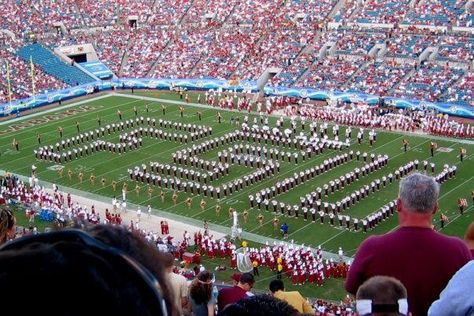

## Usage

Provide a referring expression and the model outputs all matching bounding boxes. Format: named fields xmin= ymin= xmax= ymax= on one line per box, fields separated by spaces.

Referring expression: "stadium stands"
xmin=0 ymin=0 xmax=472 ymax=107
xmin=352 ymin=0 xmax=412 ymax=24
xmin=0 ymin=34 xmax=66 ymax=103
xmin=295 ymin=57 xmax=364 ymax=91
xmin=17 ymin=44 xmax=96 ymax=86
xmin=444 ymin=71 xmax=474 ymax=106
xmin=392 ymin=62 xmax=464 ymax=102
xmin=346 ymin=61 xmax=414 ymax=96
xmin=403 ymin=0 xmax=472 ymax=27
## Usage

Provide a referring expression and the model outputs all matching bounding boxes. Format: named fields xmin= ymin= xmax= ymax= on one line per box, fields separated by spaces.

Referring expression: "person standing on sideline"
xmin=252 ymin=260 xmax=259 ymax=277
xmin=345 ymin=173 xmax=471 ymax=316
xmin=269 ymin=279 xmax=315 ymax=314
xmin=280 ymin=222 xmax=289 ymax=239
xmin=276 ymin=259 xmax=283 ymax=280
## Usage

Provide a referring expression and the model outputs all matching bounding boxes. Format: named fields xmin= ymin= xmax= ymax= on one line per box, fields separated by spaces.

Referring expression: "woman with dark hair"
xmin=0 ymin=207 xmax=16 ymax=244
xmin=189 ymin=270 xmax=216 ymax=316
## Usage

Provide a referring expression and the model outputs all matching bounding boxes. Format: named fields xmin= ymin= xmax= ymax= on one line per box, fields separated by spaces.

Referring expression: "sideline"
xmin=114 ymin=92 xmax=474 ymax=145
xmin=3 ymin=91 xmax=472 ymax=145
xmin=1 ymin=169 xmax=348 ymax=262
xmin=0 ymin=94 xmax=112 ymax=126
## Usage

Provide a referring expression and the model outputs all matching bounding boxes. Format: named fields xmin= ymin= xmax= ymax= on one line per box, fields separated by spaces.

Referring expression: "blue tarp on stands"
xmin=17 ymin=43 xmax=96 ymax=86
xmin=80 ymin=61 xmax=114 ymax=79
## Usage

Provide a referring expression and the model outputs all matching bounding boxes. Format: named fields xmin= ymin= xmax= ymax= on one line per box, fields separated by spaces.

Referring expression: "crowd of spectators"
xmin=233 ymin=26 xmax=315 ymax=81
xmin=0 ymin=34 xmax=66 ymax=103
xmin=278 ymin=0 xmax=337 ymax=27
xmin=150 ymin=25 xmax=217 ymax=79
xmin=351 ymin=0 xmax=412 ymax=24
xmin=122 ymin=27 xmax=171 ymax=78
xmin=295 ymin=57 xmax=363 ymax=91
xmin=386 ymin=32 xmax=433 ymax=58
xmin=271 ymin=52 xmax=315 ymax=87
xmin=437 ymin=35 xmax=474 ymax=62
xmin=147 ymin=0 xmax=193 ymax=25
xmin=346 ymin=60 xmax=414 ymax=96
xmin=182 ymin=0 xmax=236 ymax=25
xmin=0 ymin=0 xmax=473 ymax=108
xmin=444 ymin=71 xmax=474 ymax=106
xmin=392 ymin=62 xmax=465 ymax=102
xmin=403 ymin=0 xmax=472 ymax=27
xmin=191 ymin=26 xmax=259 ymax=80
xmin=334 ymin=30 xmax=387 ymax=55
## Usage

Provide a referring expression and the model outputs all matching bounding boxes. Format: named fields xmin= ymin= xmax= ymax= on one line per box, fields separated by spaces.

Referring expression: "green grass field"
xmin=1 ymin=90 xmax=473 ymax=301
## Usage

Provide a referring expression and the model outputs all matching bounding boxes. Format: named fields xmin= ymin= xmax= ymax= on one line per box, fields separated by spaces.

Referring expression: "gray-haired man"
xmin=346 ymin=173 xmax=471 ymax=316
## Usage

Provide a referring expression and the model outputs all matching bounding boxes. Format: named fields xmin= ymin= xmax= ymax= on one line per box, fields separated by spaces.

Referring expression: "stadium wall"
xmin=0 ymin=78 xmax=473 ymax=119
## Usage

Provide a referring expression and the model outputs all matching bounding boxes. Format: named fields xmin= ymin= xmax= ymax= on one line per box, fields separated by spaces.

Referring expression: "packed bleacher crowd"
xmin=0 ymin=34 xmax=67 ymax=103
xmin=0 ymin=0 xmax=473 ymax=108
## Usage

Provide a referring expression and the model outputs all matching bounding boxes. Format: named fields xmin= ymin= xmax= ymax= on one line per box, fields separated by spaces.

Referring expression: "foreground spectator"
xmin=217 ymin=294 xmax=299 ymax=316
xmin=356 ymin=276 xmax=408 ymax=316
xmin=217 ymin=272 xmax=255 ymax=311
xmin=464 ymin=221 xmax=474 ymax=258
xmin=0 ymin=207 xmax=16 ymax=244
xmin=85 ymin=224 xmax=178 ymax=316
xmin=345 ymin=173 xmax=471 ymax=316
xmin=189 ymin=270 xmax=217 ymax=316
xmin=163 ymin=252 xmax=190 ymax=314
xmin=428 ymin=261 xmax=474 ymax=316
xmin=0 ymin=229 xmax=168 ymax=316
xmin=269 ymin=279 xmax=315 ymax=314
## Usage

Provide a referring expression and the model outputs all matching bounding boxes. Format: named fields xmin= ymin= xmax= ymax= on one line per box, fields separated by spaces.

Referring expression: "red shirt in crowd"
xmin=217 ymin=286 xmax=248 ymax=311
xmin=345 ymin=226 xmax=471 ymax=316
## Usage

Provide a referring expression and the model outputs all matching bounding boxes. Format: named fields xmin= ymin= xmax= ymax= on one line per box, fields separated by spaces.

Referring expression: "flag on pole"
xmin=6 ymin=61 xmax=12 ymax=105
xmin=30 ymin=56 xmax=36 ymax=97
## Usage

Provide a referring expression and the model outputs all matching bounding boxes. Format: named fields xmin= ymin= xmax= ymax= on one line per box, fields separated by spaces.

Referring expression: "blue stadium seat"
xmin=17 ymin=43 xmax=96 ymax=86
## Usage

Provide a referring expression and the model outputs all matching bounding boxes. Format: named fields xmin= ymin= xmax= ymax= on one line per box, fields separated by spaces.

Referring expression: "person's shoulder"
xmin=218 ymin=286 xmax=231 ymax=294
xmin=438 ymin=233 xmax=471 ymax=251
xmin=287 ymin=290 xmax=304 ymax=299
xmin=170 ymin=272 xmax=187 ymax=283
xmin=359 ymin=233 xmax=386 ymax=247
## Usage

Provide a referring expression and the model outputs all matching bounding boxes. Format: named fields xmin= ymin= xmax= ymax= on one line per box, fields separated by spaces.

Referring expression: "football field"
xmin=1 ymin=90 xmax=473 ymax=258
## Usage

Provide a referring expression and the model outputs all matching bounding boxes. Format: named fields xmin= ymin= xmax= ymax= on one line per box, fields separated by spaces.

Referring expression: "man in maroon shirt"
xmin=345 ymin=173 xmax=471 ymax=316
xmin=217 ymin=272 xmax=255 ymax=311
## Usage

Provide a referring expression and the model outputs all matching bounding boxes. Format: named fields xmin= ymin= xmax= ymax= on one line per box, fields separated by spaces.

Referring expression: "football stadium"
xmin=0 ymin=1 xmax=473 ymax=315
